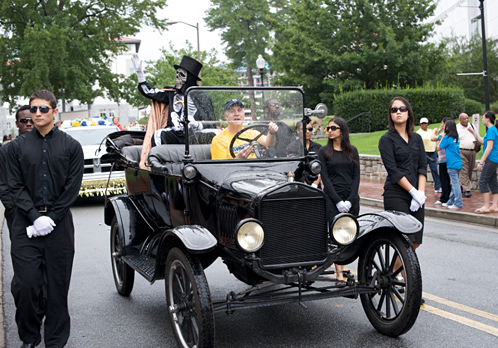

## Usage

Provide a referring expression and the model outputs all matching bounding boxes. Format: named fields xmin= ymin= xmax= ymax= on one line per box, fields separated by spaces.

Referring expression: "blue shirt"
xmin=439 ymin=135 xmax=462 ymax=170
xmin=483 ymin=126 xmax=498 ymax=163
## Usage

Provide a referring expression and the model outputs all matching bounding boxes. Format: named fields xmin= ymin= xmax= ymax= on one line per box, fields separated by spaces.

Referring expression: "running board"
xmin=123 ymin=255 xmax=156 ymax=282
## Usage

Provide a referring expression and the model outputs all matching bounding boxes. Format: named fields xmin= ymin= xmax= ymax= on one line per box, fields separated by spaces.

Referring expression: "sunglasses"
xmin=326 ymin=125 xmax=340 ymax=131
xmin=29 ymin=106 xmax=53 ymax=114
xmin=18 ymin=118 xmax=34 ymax=124
xmin=305 ymin=127 xmax=314 ymax=132
xmin=389 ymin=106 xmax=408 ymax=113
xmin=269 ymin=103 xmax=280 ymax=107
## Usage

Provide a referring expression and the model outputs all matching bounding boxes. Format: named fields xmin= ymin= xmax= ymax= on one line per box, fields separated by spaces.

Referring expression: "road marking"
xmin=422 ymin=304 xmax=498 ymax=337
xmin=423 ymin=292 xmax=498 ymax=323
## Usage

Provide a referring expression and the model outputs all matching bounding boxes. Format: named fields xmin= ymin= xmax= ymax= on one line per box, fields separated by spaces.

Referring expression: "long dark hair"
xmin=323 ymin=117 xmax=358 ymax=164
xmin=483 ymin=111 xmax=496 ymax=131
xmin=387 ymin=96 xmax=415 ymax=136
xmin=444 ymin=120 xmax=459 ymax=142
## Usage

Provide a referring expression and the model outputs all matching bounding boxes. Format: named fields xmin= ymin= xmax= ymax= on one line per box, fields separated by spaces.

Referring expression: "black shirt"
xmin=0 ymin=142 xmax=13 ymax=208
xmin=286 ymin=139 xmax=322 ymax=157
xmin=378 ymin=130 xmax=427 ymax=191
xmin=6 ymin=126 xmax=84 ymax=224
xmin=318 ymin=147 xmax=360 ymax=204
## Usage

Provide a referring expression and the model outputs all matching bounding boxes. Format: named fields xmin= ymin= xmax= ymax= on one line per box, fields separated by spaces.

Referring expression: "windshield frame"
xmin=184 ymin=86 xmax=308 ymax=164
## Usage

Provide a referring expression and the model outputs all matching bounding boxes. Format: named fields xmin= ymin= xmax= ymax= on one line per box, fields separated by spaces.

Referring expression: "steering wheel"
xmin=229 ymin=124 xmax=272 ymax=159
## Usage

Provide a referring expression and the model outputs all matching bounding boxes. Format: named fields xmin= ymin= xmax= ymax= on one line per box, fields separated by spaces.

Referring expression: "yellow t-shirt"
xmin=416 ymin=128 xmax=436 ymax=152
xmin=211 ymin=128 xmax=262 ymax=159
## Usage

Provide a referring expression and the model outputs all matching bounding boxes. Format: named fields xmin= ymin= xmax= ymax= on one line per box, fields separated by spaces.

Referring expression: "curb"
xmin=360 ymin=197 xmax=498 ymax=228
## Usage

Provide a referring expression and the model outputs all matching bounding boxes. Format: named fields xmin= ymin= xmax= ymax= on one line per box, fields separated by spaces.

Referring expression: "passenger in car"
xmin=211 ymin=99 xmax=279 ymax=159
xmin=262 ymin=99 xmax=294 ymax=157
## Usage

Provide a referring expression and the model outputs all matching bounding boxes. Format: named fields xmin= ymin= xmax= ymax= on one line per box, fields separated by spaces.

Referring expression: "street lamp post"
xmin=479 ymin=0 xmax=490 ymax=111
xmin=256 ymin=54 xmax=266 ymax=87
xmin=166 ymin=21 xmax=201 ymax=83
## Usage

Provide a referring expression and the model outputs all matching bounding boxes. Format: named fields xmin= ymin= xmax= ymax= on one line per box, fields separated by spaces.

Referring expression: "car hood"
xmin=219 ymin=170 xmax=288 ymax=201
xmin=82 ymin=145 xmax=104 ymax=159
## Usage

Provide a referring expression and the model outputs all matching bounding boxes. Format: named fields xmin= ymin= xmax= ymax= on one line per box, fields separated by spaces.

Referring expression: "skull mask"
xmin=175 ymin=68 xmax=187 ymax=90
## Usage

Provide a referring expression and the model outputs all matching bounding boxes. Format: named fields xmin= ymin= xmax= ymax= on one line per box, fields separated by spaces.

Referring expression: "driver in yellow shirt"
xmin=211 ymin=99 xmax=279 ymax=159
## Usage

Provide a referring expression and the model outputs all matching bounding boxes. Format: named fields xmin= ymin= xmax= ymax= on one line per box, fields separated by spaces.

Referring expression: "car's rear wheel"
xmin=165 ymin=247 xmax=214 ymax=348
xmin=110 ymin=216 xmax=134 ymax=296
xmin=358 ymin=231 xmax=421 ymax=337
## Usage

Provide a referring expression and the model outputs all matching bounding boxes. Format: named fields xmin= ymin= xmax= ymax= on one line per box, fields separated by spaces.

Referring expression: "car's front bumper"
xmin=79 ymin=171 xmax=126 ymax=197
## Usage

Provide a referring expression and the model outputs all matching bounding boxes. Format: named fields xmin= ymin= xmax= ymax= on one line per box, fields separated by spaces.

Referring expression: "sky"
xmin=135 ymin=0 xmax=227 ymax=64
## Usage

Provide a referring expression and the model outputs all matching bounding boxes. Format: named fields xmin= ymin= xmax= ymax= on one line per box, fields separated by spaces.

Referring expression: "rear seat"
xmin=120 ymin=145 xmax=143 ymax=167
xmin=148 ymin=144 xmax=211 ymax=174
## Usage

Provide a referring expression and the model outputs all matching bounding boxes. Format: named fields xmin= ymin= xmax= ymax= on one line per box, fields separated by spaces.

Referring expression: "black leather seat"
xmin=148 ymin=144 xmax=211 ymax=174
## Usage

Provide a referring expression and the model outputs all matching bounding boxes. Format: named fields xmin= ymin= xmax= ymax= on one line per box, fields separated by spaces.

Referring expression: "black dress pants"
xmin=10 ymin=210 xmax=75 ymax=347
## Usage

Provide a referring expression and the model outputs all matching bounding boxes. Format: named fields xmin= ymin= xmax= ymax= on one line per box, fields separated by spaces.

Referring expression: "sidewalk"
xmin=359 ymin=178 xmax=498 ymax=227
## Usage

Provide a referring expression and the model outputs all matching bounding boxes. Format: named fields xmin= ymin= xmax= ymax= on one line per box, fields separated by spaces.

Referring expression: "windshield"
xmin=185 ymin=87 xmax=306 ymax=160
xmin=65 ymin=127 xmax=119 ymax=146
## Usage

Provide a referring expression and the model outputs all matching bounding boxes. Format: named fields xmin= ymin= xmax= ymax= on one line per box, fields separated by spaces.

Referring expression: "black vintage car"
xmin=104 ymin=87 xmax=423 ymax=347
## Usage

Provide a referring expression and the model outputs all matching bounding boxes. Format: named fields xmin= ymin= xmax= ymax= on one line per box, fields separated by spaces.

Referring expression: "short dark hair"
xmin=29 ymin=90 xmax=57 ymax=109
xmin=15 ymin=105 xmax=30 ymax=121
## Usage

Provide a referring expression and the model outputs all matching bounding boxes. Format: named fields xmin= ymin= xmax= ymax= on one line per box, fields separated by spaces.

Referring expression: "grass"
xmin=315 ymin=121 xmax=488 ymax=158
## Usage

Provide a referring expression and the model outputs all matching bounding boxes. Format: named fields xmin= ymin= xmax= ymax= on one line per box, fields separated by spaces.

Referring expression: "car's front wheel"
xmin=358 ymin=231 xmax=422 ymax=337
xmin=165 ymin=247 xmax=214 ymax=348
xmin=110 ymin=216 xmax=135 ymax=296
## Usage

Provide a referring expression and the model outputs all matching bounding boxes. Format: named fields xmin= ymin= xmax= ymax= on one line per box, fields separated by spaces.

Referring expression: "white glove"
xmin=26 ymin=225 xmax=40 ymax=238
xmin=33 ymin=216 xmax=56 ymax=236
xmin=189 ymin=121 xmax=203 ymax=131
xmin=344 ymin=201 xmax=352 ymax=211
xmin=336 ymin=201 xmax=349 ymax=213
xmin=131 ymin=53 xmax=145 ymax=83
xmin=410 ymin=198 xmax=422 ymax=212
xmin=409 ymin=187 xmax=426 ymax=206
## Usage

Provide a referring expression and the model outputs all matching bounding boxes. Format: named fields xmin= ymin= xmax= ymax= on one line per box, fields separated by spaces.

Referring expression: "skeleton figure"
xmin=132 ymin=54 xmax=215 ymax=148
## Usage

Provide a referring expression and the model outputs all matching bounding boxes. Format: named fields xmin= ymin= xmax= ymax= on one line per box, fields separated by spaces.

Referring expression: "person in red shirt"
xmin=112 ymin=116 xmax=123 ymax=131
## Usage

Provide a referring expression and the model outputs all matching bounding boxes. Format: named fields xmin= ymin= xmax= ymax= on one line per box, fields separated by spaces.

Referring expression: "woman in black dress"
xmin=318 ymin=117 xmax=360 ymax=284
xmin=378 ymin=97 xmax=427 ymax=250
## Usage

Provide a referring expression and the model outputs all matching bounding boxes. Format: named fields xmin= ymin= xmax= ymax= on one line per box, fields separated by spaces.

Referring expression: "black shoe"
xmin=21 ymin=344 xmax=36 ymax=348
xmin=421 ymin=298 xmax=425 ymax=305
xmin=464 ymin=191 xmax=472 ymax=197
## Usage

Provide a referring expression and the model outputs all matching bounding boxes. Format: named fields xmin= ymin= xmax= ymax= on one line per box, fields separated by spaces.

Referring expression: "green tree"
xmin=205 ymin=0 xmax=273 ymax=86
xmin=0 ymin=0 xmax=167 ymax=109
xmin=123 ymin=42 xmax=239 ymax=108
xmin=272 ymin=0 xmax=445 ymax=107
xmin=437 ymin=35 xmax=498 ymax=105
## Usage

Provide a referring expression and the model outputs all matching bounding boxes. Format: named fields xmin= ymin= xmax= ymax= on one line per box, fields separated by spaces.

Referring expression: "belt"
xmin=460 ymin=148 xmax=474 ymax=151
xmin=37 ymin=206 xmax=50 ymax=213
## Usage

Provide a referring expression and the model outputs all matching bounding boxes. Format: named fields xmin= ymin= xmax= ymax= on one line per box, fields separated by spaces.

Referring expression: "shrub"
xmin=490 ymin=100 xmax=498 ymax=114
xmin=333 ymin=88 xmax=465 ymax=133
xmin=464 ymin=99 xmax=485 ymax=116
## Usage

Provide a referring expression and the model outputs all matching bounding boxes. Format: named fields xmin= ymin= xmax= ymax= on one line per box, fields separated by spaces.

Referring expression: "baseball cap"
xmin=419 ymin=117 xmax=429 ymax=124
xmin=225 ymin=99 xmax=244 ymax=111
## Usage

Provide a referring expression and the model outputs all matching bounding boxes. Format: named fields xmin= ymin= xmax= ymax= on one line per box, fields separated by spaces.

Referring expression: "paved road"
xmin=2 ymin=202 xmax=498 ymax=347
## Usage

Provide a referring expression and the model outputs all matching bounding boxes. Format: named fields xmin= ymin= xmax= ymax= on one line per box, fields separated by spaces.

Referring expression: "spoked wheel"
xmin=165 ymin=247 xmax=214 ymax=348
xmin=358 ymin=231 xmax=422 ymax=337
xmin=110 ymin=216 xmax=134 ymax=296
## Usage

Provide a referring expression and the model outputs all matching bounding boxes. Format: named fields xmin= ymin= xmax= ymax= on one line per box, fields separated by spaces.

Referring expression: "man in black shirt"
xmin=0 ymin=105 xmax=33 ymax=235
xmin=6 ymin=90 xmax=84 ymax=348
xmin=263 ymin=99 xmax=294 ymax=157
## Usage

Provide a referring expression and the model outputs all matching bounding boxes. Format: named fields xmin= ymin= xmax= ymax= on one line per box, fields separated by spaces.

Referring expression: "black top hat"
xmin=174 ymin=55 xmax=203 ymax=81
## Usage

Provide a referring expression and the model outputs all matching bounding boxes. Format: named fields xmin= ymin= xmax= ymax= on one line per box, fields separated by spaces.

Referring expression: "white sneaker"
xmin=448 ymin=205 xmax=460 ymax=209
xmin=434 ymin=200 xmax=442 ymax=206
xmin=442 ymin=203 xmax=449 ymax=207
xmin=434 ymin=188 xmax=442 ymax=193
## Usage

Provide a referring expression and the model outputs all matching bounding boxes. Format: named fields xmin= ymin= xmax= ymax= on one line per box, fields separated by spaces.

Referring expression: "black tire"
xmin=358 ymin=231 xmax=422 ymax=337
xmin=110 ymin=216 xmax=135 ymax=296
xmin=165 ymin=247 xmax=214 ymax=348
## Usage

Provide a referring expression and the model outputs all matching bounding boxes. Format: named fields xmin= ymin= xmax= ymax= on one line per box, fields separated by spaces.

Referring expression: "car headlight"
xmin=330 ymin=214 xmax=358 ymax=245
xmin=236 ymin=219 xmax=264 ymax=252
xmin=309 ymin=160 xmax=322 ymax=175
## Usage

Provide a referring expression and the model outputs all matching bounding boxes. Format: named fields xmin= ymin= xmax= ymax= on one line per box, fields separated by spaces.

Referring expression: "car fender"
xmin=105 ymin=195 xmax=154 ymax=254
xmin=161 ymin=225 xmax=217 ymax=254
xmin=357 ymin=210 xmax=422 ymax=238
xmin=332 ymin=210 xmax=422 ymax=265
